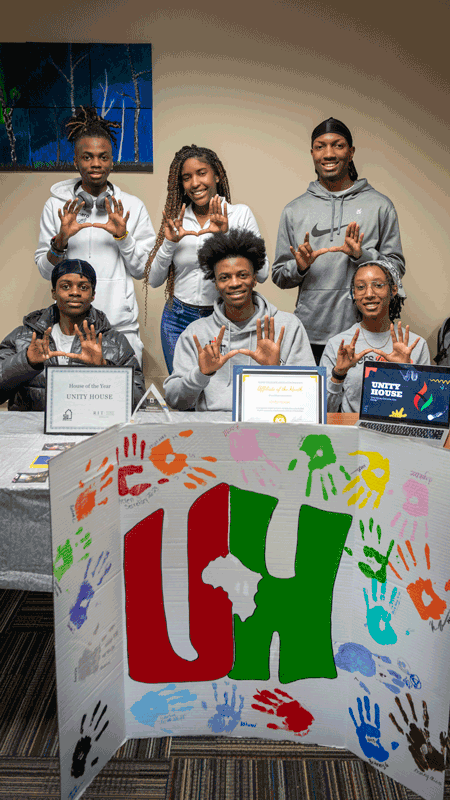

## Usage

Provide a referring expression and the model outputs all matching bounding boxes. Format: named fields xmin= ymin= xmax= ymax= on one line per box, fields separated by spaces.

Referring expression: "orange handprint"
xmin=389 ymin=541 xmax=449 ymax=622
xmin=75 ymin=457 xmax=113 ymax=521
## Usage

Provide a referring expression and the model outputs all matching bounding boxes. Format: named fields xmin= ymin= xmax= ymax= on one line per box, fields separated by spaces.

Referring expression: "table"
xmin=0 ymin=412 xmax=447 ymax=591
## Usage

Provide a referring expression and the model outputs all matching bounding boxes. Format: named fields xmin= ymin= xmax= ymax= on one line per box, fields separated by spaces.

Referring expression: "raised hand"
xmin=92 ymin=197 xmax=130 ymax=238
xmin=333 ymin=328 xmax=374 ymax=380
xmin=290 ymin=232 xmax=330 ymax=274
xmin=238 ymin=316 xmax=285 ymax=365
xmin=371 ymin=322 xmax=420 ymax=363
xmin=194 ymin=325 xmax=240 ymax=375
xmin=198 ymin=195 xmax=229 ymax=235
xmin=56 ymin=199 xmax=91 ymax=247
xmin=26 ymin=328 xmax=69 ymax=367
xmin=162 ymin=204 xmax=198 ymax=242
xmin=66 ymin=320 xmax=106 ymax=366
xmin=328 ymin=222 xmax=364 ymax=259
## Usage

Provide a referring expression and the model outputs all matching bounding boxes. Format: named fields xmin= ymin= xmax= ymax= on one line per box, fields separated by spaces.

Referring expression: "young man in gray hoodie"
xmin=164 ymin=230 xmax=315 ymax=411
xmin=272 ymin=118 xmax=405 ymax=364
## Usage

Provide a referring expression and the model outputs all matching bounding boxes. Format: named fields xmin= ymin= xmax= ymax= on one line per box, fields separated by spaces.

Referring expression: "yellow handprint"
xmin=343 ymin=451 xmax=390 ymax=509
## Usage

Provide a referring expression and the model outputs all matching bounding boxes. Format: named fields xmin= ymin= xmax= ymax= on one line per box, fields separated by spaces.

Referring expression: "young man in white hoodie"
xmin=35 ymin=108 xmax=155 ymax=365
xmin=164 ymin=229 xmax=315 ymax=411
xmin=272 ymin=118 xmax=405 ymax=365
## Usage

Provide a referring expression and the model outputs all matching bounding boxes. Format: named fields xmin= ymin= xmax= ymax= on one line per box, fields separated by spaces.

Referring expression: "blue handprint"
xmin=69 ymin=551 xmax=112 ymax=631
xmin=131 ymin=684 xmax=196 ymax=727
xmin=349 ymin=695 xmax=389 ymax=762
xmin=335 ymin=642 xmax=406 ymax=695
xmin=377 ymin=668 xmax=405 ymax=694
xmin=206 ymin=682 xmax=245 ymax=733
xmin=363 ymin=579 xmax=399 ymax=646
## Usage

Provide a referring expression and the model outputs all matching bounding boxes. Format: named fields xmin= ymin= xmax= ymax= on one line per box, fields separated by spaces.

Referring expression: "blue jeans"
xmin=161 ymin=297 xmax=214 ymax=373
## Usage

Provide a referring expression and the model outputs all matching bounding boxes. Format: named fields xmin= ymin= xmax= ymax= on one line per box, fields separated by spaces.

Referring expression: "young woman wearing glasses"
xmin=320 ymin=261 xmax=430 ymax=412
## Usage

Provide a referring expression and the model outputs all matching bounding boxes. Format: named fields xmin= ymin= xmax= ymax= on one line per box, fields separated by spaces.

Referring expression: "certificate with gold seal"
xmin=232 ymin=366 xmax=326 ymax=423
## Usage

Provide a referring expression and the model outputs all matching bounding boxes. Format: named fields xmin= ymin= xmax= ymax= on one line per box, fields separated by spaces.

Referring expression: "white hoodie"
xmin=35 ymin=179 xmax=156 ymax=334
xmin=164 ymin=292 xmax=315 ymax=411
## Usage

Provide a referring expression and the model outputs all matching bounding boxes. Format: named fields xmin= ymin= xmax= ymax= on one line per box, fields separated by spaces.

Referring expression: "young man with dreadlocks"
xmin=272 ymin=118 xmax=406 ymax=365
xmin=320 ymin=260 xmax=430 ymax=412
xmin=35 ymin=107 xmax=155 ymax=365
xmin=145 ymin=144 xmax=269 ymax=373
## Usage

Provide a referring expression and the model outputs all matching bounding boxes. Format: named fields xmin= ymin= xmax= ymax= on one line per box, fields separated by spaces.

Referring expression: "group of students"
xmin=0 ymin=107 xmax=431 ymax=412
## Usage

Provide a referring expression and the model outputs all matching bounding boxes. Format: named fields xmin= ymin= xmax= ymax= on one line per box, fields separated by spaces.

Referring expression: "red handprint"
xmin=251 ymin=688 xmax=314 ymax=736
xmin=117 ymin=433 xmax=152 ymax=497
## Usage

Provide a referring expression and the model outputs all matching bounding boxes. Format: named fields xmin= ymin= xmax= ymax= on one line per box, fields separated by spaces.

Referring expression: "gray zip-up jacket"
xmin=164 ymin=292 xmax=315 ymax=411
xmin=272 ymin=179 xmax=405 ymax=345
xmin=0 ymin=305 xmax=145 ymax=411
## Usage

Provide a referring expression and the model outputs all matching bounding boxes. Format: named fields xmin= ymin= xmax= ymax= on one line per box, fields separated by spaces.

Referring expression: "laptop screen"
xmin=359 ymin=362 xmax=450 ymax=428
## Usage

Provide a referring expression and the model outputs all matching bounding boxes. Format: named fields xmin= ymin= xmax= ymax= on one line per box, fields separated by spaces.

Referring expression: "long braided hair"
xmin=66 ymin=106 xmax=121 ymax=147
xmin=145 ymin=145 xmax=232 ymax=311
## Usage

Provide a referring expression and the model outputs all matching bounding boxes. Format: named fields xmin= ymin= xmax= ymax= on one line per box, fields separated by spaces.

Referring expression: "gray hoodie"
xmin=320 ymin=322 xmax=430 ymax=413
xmin=272 ymin=179 xmax=405 ymax=344
xmin=164 ymin=292 xmax=315 ymax=411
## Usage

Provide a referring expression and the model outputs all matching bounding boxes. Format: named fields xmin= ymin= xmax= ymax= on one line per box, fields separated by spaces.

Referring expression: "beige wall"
xmin=1 ymin=0 xmax=449 ymax=384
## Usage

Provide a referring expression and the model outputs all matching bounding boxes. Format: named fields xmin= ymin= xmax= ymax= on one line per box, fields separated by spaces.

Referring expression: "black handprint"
xmin=389 ymin=693 xmax=447 ymax=772
xmin=70 ymin=701 xmax=109 ymax=778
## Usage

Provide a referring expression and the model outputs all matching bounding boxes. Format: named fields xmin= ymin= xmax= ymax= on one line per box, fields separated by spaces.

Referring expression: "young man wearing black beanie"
xmin=0 ymin=260 xmax=145 ymax=410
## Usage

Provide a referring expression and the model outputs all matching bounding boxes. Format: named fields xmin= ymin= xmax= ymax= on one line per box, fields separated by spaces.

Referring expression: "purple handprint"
xmin=69 ymin=551 xmax=112 ymax=631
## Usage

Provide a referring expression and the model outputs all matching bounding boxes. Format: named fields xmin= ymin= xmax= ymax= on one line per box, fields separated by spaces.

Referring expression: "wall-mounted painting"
xmin=0 ymin=43 xmax=153 ymax=171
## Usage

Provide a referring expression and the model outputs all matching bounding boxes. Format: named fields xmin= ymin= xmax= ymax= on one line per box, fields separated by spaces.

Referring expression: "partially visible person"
xmin=35 ymin=107 xmax=156 ymax=365
xmin=164 ymin=229 xmax=314 ymax=411
xmin=272 ymin=117 xmax=405 ymax=364
xmin=145 ymin=144 xmax=269 ymax=373
xmin=0 ymin=260 xmax=145 ymax=411
xmin=320 ymin=260 xmax=430 ymax=412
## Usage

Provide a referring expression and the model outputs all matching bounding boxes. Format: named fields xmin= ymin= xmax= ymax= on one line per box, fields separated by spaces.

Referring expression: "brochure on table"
xmin=49 ymin=421 xmax=450 ymax=800
xmin=232 ymin=365 xmax=326 ymax=423
xmin=45 ymin=365 xmax=134 ymax=434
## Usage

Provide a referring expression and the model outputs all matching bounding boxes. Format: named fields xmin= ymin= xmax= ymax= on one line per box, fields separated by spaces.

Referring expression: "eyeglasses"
xmin=353 ymin=281 xmax=388 ymax=295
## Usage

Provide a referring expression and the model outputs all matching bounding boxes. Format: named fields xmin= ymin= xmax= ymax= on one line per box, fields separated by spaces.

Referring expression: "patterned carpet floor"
xmin=0 ymin=589 xmax=447 ymax=800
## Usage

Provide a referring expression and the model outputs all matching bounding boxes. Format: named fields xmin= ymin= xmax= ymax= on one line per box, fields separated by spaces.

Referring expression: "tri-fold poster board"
xmin=49 ymin=421 xmax=450 ymax=800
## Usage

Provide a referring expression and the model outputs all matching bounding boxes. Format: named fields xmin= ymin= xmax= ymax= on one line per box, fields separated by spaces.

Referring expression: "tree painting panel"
xmin=0 ymin=43 xmax=153 ymax=171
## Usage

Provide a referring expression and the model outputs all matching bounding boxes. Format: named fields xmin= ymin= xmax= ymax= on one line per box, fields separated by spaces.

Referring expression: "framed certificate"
xmin=232 ymin=365 xmax=326 ymax=423
xmin=45 ymin=366 xmax=134 ymax=434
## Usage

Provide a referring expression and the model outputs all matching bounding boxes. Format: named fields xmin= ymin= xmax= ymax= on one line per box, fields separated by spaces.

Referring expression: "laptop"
xmin=357 ymin=361 xmax=450 ymax=447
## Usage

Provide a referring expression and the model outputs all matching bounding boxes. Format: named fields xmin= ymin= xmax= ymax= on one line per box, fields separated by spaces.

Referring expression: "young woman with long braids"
xmin=35 ymin=106 xmax=156 ymax=365
xmin=145 ymin=144 xmax=269 ymax=372
xmin=320 ymin=260 xmax=430 ymax=412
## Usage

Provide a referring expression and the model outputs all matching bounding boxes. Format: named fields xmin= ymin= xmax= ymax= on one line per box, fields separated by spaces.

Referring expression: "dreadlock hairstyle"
xmin=351 ymin=262 xmax=405 ymax=322
xmin=144 ymin=145 xmax=232 ymax=312
xmin=66 ymin=106 xmax=121 ymax=148
xmin=198 ymin=229 xmax=266 ymax=282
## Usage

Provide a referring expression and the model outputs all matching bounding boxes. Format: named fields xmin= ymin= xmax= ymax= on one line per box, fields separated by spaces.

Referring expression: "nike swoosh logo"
xmin=310 ymin=222 xmax=352 ymax=237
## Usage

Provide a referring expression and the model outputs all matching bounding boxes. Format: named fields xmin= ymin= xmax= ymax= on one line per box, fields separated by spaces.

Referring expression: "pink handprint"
xmin=229 ymin=429 xmax=280 ymax=487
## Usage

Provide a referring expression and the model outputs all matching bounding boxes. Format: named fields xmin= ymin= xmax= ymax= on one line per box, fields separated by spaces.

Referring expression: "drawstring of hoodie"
xmin=225 ymin=322 xmax=254 ymax=385
xmin=329 ymin=195 xmax=345 ymax=242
